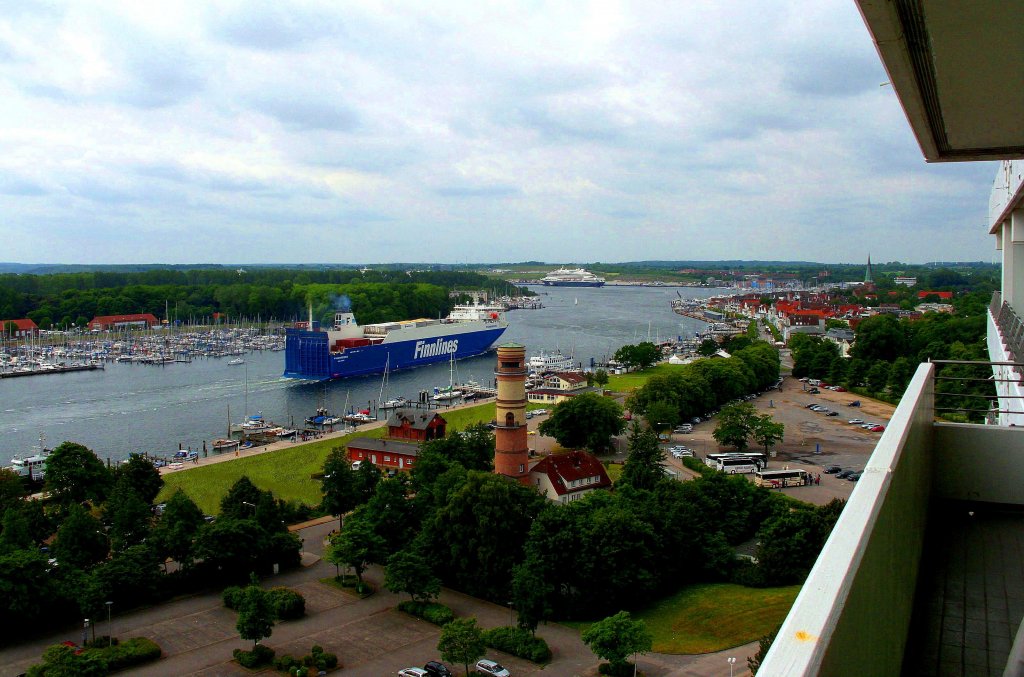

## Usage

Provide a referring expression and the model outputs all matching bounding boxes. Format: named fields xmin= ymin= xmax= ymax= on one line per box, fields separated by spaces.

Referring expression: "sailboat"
xmin=378 ymin=354 xmax=408 ymax=409
xmin=431 ymin=354 xmax=463 ymax=401
xmin=213 ymin=405 xmax=239 ymax=452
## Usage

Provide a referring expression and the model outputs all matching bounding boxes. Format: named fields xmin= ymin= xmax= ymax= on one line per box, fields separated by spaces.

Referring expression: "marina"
xmin=1 ymin=285 xmax=720 ymax=465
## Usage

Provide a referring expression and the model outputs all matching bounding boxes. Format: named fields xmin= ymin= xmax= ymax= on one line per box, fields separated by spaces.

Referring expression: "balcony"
xmin=760 ymin=355 xmax=1024 ymax=675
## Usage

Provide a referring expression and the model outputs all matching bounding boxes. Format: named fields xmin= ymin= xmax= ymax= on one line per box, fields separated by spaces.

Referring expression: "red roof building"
xmin=917 ymin=290 xmax=954 ymax=300
xmin=347 ymin=438 xmax=421 ymax=472
xmin=385 ymin=408 xmax=447 ymax=442
xmin=88 ymin=314 xmax=160 ymax=331
xmin=1 ymin=318 xmax=39 ymax=338
xmin=529 ymin=450 xmax=612 ymax=504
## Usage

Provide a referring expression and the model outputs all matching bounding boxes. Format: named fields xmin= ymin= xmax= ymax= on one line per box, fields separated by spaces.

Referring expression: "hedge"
xmin=397 ymin=600 xmax=455 ymax=626
xmin=274 ymin=645 xmax=339 ymax=674
xmin=482 ymin=626 xmax=552 ymax=663
xmin=224 ymin=585 xmax=306 ymax=621
xmin=234 ymin=644 xmax=275 ymax=669
xmin=99 ymin=637 xmax=163 ymax=672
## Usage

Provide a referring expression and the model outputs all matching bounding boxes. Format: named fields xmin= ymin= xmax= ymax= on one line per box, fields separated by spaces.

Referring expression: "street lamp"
xmin=105 ymin=601 xmax=113 ymax=647
xmin=82 ymin=618 xmax=89 ymax=647
xmin=508 ymin=601 xmax=513 ymax=626
xmin=727 ymin=656 xmax=736 ymax=677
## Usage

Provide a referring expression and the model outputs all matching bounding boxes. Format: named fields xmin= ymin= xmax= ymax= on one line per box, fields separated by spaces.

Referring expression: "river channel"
xmin=1 ymin=285 xmax=721 ymax=463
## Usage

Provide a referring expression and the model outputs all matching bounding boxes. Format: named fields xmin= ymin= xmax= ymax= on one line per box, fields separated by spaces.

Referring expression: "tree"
xmin=219 ymin=476 xmax=264 ymax=521
xmin=0 ymin=468 xmax=26 ymax=517
xmin=0 ymin=549 xmax=57 ymax=628
xmin=353 ymin=460 xmax=383 ymax=505
xmin=193 ymin=518 xmax=269 ymax=581
xmin=698 ymin=338 xmax=719 ymax=356
xmin=748 ymin=628 xmax=779 ymax=675
xmin=511 ymin=559 xmax=553 ymax=633
xmin=113 ymin=453 xmax=163 ymax=505
xmin=593 ymin=368 xmax=609 ymax=388
xmin=151 ymin=489 xmax=205 ymax=569
xmin=750 ymin=415 xmax=785 ymax=454
xmin=44 ymin=442 xmax=113 ymax=507
xmin=538 ymin=392 xmax=625 ymax=453
xmin=94 ymin=544 xmax=162 ymax=608
xmin=53 ymin=504 xmax=109 ymax=570
xmin=103 ymin=478 xmax=152 ymax=552
xmin=437 ymin=617 xmax=486 ymax=676
xmin=325 ymin=510 xmax=384 ymax=586
xmin=581 ymin=610 xmax=653 ymax=674
xmin=320 ymin=447 xmax=358 ymax=517
xmin=712 ymin=402 xmax=758 ymax=451
xmin=851 ymin=313 xmax=907 ymax=362
xmin=0 ymin=507 xmax=33 ymax=553
xmin=236 ymin=574 xmax=275 ymax=649
xmin=385 ymin=548 xmax=441 ymax=603
xmin=614 ymin=342 xmax=661 ymax=370
xmin=619 ymin=422 xmax=666 ymax=491
xmin=644 ymin=400 xmax=678 ymax=431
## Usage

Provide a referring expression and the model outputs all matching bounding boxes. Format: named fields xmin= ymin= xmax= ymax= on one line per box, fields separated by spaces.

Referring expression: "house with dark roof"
xmin=347 ymin=437 xmax=422 ymax=472
xmin=1 ymin=318 xmax=39 ymax=338
xmin=529 ymin=450 xmax=612 ymax=504
xmin=385 ymin=408 xmax=447 ymax=442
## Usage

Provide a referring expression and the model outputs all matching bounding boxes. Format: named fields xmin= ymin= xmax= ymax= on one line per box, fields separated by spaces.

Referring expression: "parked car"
xmin=848 ymin=418 xmax=865 ymax=424
xmin=824 ymin=465 xmax=842 ymax=474
xmin=808 ymin=387 xmax=820 ymax=394
xmin=833 ymin=386 xmax=847 ymax=392
xmin=691 ymin=416 xmax=702 ymax=424
xmin=848 ymin=472 xmax=863 ymax=481
xmin=861 ymin=423 xmax=879 ymax=429
xmin=848 ymin=400 xmax=862 ymax=407
xmin=424 ymin=662 xmax=454 ymax=677
xmin=836 ymin=469 xmax=855 ymax=479
xmin=825 ymin=411 xmax=838 ymax=417
xmin=399 ymin=670 xmax=429 ymax=677
xmin=805 ymin=403 xmax=818 ymax=409
xmin=475 ymin=659 xmax=511 ymax=676
xmin=870 ymin=425 xmax=886 ymax=432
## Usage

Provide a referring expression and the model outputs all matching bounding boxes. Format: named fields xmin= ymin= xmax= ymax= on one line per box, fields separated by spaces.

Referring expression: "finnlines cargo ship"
xmin=283 ymin=305 xmax=508 ymax=381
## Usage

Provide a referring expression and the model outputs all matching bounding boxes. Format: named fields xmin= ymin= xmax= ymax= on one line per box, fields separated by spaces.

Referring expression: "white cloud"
xmin=0 ymin=0 xmax=998 ymax=265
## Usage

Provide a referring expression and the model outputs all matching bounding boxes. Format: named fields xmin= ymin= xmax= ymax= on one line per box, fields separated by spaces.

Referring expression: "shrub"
xmin=398 ymin=600 xmax=455 ymax=626
xmin=482 ymin=626 xmax=552 ymax=664
xmin=598 ymin=661 xmax=636 ymax=676
xmin=682 ymin=456 xmax=713 ymax=475
xmin=233 ymin=643 xmax=275 ymax=669
xmin=100 ymin=637 xmax=163 ymax=672
xmin=274 ymin=654 xmax=301 ymax=672
xmin=223 ymin=585 xmax=244 ymax=610
xmin=268 ymin=587 xmax=306 ymax=620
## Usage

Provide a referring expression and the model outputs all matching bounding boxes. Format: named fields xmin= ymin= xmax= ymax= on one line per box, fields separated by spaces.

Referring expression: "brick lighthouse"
xmin=493 ymin=343 xmax=531 ymax=485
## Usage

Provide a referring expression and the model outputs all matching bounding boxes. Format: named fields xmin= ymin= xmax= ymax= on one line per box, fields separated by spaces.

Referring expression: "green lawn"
xmin=605 ymin=363 xmax=686 ymax=393
xmin=157 ymin=402 xmax=498 ymax=514
xmin=566 ymin=582 xmax=799 ymax=655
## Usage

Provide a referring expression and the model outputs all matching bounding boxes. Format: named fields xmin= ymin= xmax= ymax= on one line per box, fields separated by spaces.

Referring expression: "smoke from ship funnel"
xmin=330 ymin=294 xmax=352 ymax=312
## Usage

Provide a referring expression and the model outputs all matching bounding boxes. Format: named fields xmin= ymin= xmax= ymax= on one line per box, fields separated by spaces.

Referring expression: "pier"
xmin=0 ymin=363 xmax=104 ymax=378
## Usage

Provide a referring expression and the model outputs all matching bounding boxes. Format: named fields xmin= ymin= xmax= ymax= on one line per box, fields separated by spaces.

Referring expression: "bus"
xmin=754 ymin=468 xmax=812 ymax=488
xmin=716 ymin=457 xmax=762 ymax=474
xmin=705 ymin=452 xmax=767 ymax=470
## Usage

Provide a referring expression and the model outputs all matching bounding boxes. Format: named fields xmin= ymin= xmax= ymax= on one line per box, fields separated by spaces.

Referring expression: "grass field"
xmin=605 ymin=363 xmax=685 ymax=393
xmin=566 ymin=582 xmax=799 ymax=655
xmin=157 ymin=401 xmax=498 ymax=514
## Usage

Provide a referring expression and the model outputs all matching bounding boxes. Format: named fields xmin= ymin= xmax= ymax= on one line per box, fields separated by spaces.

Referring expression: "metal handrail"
xmin=991 ymin=293 xmax=1024 ymax=364
xmin=929 ymin=358 xmax=1023 ymax=417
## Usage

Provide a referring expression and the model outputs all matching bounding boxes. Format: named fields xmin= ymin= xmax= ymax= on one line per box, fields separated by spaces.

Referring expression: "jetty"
xmin=0 ymin=363 xmax=104 ymax=378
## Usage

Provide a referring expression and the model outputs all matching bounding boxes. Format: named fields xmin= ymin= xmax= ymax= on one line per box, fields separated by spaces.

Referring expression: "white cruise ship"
xmin=539 ymin=268 xmax=606 ymax=287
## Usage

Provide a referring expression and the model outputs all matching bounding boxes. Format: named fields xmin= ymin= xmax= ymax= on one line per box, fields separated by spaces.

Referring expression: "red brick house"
xmin=529 ymin=450 xmax=612 ymax=504
xmin=88 ymin=314 xmax=160 ymax=331
xmin=385 ymin=408 xmax=447 ymax=442
xmin=917 ymin=290 xmax=954 ymax=300
xmin=1 ymin=318 xmax=39 ymax=338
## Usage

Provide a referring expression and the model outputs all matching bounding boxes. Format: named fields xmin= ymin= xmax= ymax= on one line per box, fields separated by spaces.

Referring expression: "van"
xmin=351 ymin=461 xmax=362 ymax=470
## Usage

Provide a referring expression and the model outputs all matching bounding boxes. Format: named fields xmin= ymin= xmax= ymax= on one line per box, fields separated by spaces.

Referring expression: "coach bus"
xmin=754 ymin=468 xmax=811 ymax=488
xmin=705 ymin=452 xmax=767 ymax=470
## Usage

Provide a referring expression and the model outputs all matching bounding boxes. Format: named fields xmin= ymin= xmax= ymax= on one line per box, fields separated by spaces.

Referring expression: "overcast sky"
xmin=0 ymin=1 xmax=1000 ymax=266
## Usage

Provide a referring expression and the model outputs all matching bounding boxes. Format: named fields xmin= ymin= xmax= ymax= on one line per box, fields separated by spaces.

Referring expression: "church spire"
xmin=864 ymin=254 xmax=874 ymax=284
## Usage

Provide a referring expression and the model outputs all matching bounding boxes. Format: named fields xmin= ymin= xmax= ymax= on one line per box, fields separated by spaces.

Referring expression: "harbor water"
xmin=1 ymin=285 xmax=719 ymax=463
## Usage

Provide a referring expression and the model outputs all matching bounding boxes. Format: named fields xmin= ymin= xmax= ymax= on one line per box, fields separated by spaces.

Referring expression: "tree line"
xmin=0 ymin=443 xmax=304 ymax=643
xmin=789 ymin=301 xmax=992 ymax=420
xmin=320 ymin=419 xmax=839 ymax=630
xmin=0 ymin=268 xmax=529 ymax=329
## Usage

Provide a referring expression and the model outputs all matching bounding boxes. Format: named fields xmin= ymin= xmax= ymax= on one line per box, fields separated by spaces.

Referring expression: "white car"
xmin=848 ymin=418 xmax=865 ymax=424
xmin=475 ymin=659 xmax=511 ymax=676
xmin=398 ymin=670 xmax=429 ymax=677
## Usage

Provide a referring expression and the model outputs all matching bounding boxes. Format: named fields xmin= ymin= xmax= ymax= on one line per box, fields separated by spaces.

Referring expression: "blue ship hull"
xmin=283 ymin=325 xmax=507 ymax=381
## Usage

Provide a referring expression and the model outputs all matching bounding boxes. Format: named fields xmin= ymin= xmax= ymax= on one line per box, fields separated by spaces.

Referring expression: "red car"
xmin=833 ymin=386 xmax=846 ymax=392
xmin=870 ymin=425 xmax=885 ymax=432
